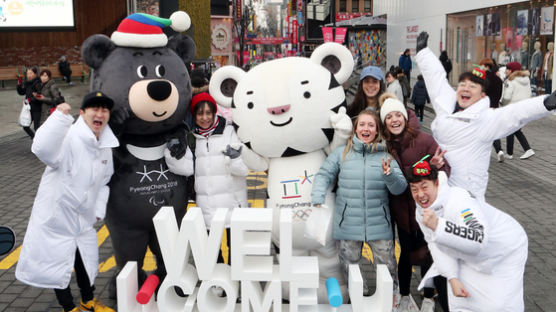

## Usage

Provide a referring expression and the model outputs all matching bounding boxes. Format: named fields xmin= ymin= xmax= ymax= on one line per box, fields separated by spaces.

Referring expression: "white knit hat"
xmin=380 ymin=97 xmax=408 ymax=122
xmin=111 ymin=11 xmax=191 ymax=48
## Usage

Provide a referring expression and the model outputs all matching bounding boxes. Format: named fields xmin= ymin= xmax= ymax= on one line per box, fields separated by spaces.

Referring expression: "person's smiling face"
xmin=456 ymin=79 xmax=485 ymax=109
xmin=410 ymin=179 xmax=439 ymax=209
xmin=355 ymin=114 xmax=378 ymax=144
xmin=385 ymin=111 xmax=406 ymax=136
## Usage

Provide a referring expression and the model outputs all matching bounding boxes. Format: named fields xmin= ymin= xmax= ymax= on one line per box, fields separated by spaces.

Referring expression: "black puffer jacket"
xmin=16 ymin=77 xmax=42 ymax=112
xmin=411 ymin=80 xmax=430 ymax=106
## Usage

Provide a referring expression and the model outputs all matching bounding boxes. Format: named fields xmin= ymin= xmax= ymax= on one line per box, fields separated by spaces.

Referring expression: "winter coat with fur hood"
xmin=501 ymin=70 xmax=532 ymax=106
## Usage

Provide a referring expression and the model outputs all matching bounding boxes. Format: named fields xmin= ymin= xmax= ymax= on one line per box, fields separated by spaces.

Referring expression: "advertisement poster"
xmin=486 ymin=12 xmax=500 ymax=36
xmin=0 ymin=0 xmax=74 ymax=28
xmin=322 ymin=27 xmax=333 ymax=43
xmin=475 ymin=15 xmax=484 ymax=36
xmin=516 ymin=10 xmax=528 ymax=36
xmin=530 ymin=8 xmax=541 ymax=36
xmin=540 ymin=6 xmax=554 ymax=35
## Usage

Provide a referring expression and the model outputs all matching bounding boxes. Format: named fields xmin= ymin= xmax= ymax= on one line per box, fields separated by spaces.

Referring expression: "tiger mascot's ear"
xmin=209 ymin=66 xmax=246 ymax=108
xmin=310 ymin=42 xmax=354 ymax=85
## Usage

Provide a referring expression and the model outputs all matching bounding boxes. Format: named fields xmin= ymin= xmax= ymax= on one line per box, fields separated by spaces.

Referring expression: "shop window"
xmin=352 ymin=0 xmax=359 ymax=13
xmin=364 ymin=0 xmax=371 ymax=13
xmin=340 ymin=0 xmax=346 ymax=12
xmin=446 ymin=0 xmax=554 ymax=93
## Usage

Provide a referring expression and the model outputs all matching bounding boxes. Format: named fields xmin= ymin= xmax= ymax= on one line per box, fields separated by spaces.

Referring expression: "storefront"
xmin=373 ymin=0 xmax=555 ymax=91
xmin=447 ymin=1 xmax=554 ymax=93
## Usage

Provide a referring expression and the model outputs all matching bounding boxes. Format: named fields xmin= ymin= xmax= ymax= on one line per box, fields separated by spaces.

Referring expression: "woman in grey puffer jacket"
xmin=311 ymin=109 xmax=407 ymax=305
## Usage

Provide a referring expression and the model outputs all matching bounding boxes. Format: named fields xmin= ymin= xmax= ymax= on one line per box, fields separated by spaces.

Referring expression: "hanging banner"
xmin=335 ymin=27 xmax=347 ymax=44
xmin=540 ymin=6 xmax=554 ymax=35
xmin=235 ymin=0 xmax=242 ymax=20
xmin=322 ymin=26 xmax=333 ymax=43
xmin=292 ymin=19 xmax=298 ymax=45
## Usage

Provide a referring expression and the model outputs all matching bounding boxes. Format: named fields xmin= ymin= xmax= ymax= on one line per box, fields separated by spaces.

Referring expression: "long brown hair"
xmin=347 ymin=78 xmax=386 ymax=118
xmin=342 ymin=109 xmax=382 ymax=162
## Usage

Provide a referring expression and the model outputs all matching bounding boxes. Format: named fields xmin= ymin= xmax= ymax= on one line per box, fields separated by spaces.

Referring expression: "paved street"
xmin=0 ymin=81 xmax=555 ymax=311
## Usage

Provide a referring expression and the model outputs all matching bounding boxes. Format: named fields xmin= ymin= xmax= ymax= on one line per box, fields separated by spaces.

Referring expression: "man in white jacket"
xmin=414 ymin=32 xmax=556 ymax=201
xmin=16 ymin=92 xmax=118 ymax=312
xmin=409 ymin=160 xmax=528 ymax=312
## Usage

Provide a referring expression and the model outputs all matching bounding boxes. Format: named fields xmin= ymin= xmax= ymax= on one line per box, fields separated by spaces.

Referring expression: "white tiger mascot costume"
xmin=209 ymin=43 xmax=354 ymax=301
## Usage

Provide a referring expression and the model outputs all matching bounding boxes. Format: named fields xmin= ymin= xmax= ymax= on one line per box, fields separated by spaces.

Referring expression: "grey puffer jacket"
xmin=311 ymin=137 xmax=407 ymax=242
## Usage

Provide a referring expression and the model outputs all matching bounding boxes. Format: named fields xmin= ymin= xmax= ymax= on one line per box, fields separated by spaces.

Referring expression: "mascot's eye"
xmin=155 ymin=65 xmax=165 ymax=77
xmin=247 ymin=102 xmax=254 ymax=109
xmin=137 ymin=65 xmax=148 ymax=78
xmin=304 ymin=91 xmax=311 ymax=99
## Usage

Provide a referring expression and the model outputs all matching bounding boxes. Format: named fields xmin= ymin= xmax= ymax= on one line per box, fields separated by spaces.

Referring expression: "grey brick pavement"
xmin=0 ymin=90 xmax=555 ymax=311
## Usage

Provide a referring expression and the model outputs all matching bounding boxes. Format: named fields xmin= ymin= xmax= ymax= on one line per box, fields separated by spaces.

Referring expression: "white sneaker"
xmin=520 ymin=149 xmax=535 ymax=159
xmin=497 ymin=150 xmax=505 ymax=162
xmin=505 ymin=154 xmax=513 ymax=160
xmin=420 ymin=298 xmax=435 ymax=312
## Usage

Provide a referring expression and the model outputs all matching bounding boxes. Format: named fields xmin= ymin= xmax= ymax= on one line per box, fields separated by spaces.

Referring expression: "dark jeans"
xmin=22 ymin=109 xmax=42 ymax=139
xmin=545 ymin=79 xmax=552 ymax=94
xmin=398 ymin=229 xmax=449 ymax=311
xmin=507 ymin=129 xmax=531 ymax=155
xmin=414 ymin=104 xmax=424 ymax=121
xmin=493 ymin=139 xmax=501 ymax=153
xmin=54 ymin=249 xmax=95 ymax=312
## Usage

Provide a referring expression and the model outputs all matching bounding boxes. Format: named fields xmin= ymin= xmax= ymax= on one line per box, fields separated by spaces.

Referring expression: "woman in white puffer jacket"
xmin=500 ymin=62 xmax=535 ymax=160
xmin=167 ymin=92 xmax=248 ymax=265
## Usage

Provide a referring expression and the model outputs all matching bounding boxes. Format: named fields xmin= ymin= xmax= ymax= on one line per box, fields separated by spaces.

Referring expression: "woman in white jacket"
xmin=414 ymin=32 xmax=556 ymax=201
xmin=16 ymin=93 xmax=118 ymax=312
xmin=408 ymin=160 xmax=527 ymax=312
xmin=187 ymin=92 xmax=248 ymax=263
xmin=501 ymin=62 xmax=535 ymax=160
xmin=386 ymin=70 xmax=404 ymax=102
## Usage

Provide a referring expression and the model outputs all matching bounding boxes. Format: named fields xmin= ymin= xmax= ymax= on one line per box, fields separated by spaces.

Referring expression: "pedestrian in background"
xmin=410 ymin=75 xmax=430 ymax=123
xmin=16 ymin=66 xmax=42 ymax=138
xmin=380 ymin=94 xmax=450 ymax=312
xmin=34 ymin=69 xmax=64 ymax=118
xmin=399 ymin=48 xmax=413 ymax=82
xmin=311 ymin=109 xmax=407 ymax=309
xmin=396 ymin=66 xmax=412 ymax=105
xmin=347 ymin=65 xmax=386 ymax=117
xmin=15 ymin=92 xmax=118 ymax=312
xmin=478 ymin=58 xmax=505 ymax=162
xmin=386 ymin=70 xmax=404 ymax=102
xmin=501 ymin=62 xmax=535 ymax=160
xmin=439 ymin=51 xmax=452 ymax=80
xmin=58 ymin=56 xmax=72 ymax=86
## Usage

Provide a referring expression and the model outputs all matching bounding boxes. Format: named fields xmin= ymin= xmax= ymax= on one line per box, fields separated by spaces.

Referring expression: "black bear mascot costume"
xmin=81 ymin=11 xmax=196 ymax=296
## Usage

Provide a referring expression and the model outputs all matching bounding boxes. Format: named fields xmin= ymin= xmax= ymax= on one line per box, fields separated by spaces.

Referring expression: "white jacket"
xmin=501 ymin=70 xmax=532 ymax=106
xmin=386 ymin=79 xmax=404 ymax=102
xmin=416 ymin=179 xmax=528 ymax=311
xmin=16 ymin=110 xmax=118 ymax=289
xmin=416 ymin=47 xmax=552 ymax=200
xmin=193 ymin=118 xmax=248 ymax=228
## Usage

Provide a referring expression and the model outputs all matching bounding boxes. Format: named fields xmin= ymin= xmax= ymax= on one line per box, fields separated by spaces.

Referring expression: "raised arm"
xmin=482 ymin=94 xmax=554 ymax=141
xmin=31 ymin=104 xmax=74 ymax=168
xmin=415 ymin=32 xmax=457 ymax=115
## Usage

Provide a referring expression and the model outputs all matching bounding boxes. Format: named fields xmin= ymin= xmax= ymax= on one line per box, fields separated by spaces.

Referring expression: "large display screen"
xmin=0 ymin=0 xmax=75 ymax=28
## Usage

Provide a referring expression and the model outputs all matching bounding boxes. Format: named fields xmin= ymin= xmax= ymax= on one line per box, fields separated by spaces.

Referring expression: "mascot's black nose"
xmin=147 ymin=80 xmax=172 ymax=101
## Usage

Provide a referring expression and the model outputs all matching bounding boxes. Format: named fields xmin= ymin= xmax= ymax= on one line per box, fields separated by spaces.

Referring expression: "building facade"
xmin=373 ymin=0 xmax=555 ymax=92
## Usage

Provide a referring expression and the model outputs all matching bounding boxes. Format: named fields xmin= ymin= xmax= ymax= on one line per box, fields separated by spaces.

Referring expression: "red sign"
xmin=322 ymin=27 xmax=333 ymax=43
xmin=336 ymin=12 xmax=371 ymax=22
xmin=334 ymin=27 xmax=347 ymax=44
xmin=292 ymin=19 xmax=298 ymax=45
xmin=236 ymin=51 xmax=250 ymax=64
xmin=235 ymin=0 xmax=242 ymax=20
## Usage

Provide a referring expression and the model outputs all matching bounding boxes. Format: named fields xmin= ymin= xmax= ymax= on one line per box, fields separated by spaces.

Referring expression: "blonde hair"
xmin=342 ymin=109 xmax=383 ymax=162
